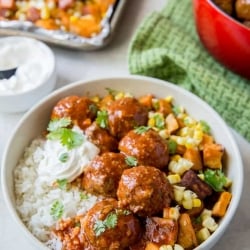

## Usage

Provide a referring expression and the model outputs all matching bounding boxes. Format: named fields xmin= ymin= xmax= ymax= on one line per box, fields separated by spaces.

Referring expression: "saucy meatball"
xmin=213 ymin=0 xmax=234 ymax=15
xmin=51 ymin=96 xmax=97 ymax=130
xmin=85 ymin=122 xmax=118 ymax=153
xmin=81 ymin=199 xmax=141 ymax=249
xmin=119 ymin=129 xmax=169 ymax=169
xmin=117 ymin=166 xmax=173 ymax=217
xmin=82 ymin=152 xmax=130 ymax=197
xmin=107 ymin=97 xmax=148 ymax=138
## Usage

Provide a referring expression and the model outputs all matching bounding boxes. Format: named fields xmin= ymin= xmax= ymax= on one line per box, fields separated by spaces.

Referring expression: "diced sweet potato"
xmin=158 ymin=99 xmax=172 ymax=115
xmin=203 ymin=143 xmax=224 ymax=169
xmin=145 ymin=242 xmax=159 ymax=250
xmin=177 ymin=213 xmax=198 ymax=249
xmin=166 ymin=113 xmax=179 ymax=134
xmin=183 ymin=147 xmax=202 ymax=171
xmin=139 ymin=94 xmax=153 ymax=109
xmin=212 ymin=191 xmax=232 ymax=217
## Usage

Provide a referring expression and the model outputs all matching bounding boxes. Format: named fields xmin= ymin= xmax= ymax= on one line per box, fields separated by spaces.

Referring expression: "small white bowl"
xmin=1 ymin=75 xmax=243 ymax=249
xmin=0 ymin=36 xmax=56 ymax=113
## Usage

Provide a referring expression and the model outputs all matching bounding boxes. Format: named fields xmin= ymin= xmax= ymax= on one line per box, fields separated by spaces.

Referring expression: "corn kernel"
xmin=41 ymin=7 xmax=50 ymax=19
xmin=196 ymin=227 xmax=211 ymax=242
xmin=192 ymin=198 xmax=202 ymax=208
xmin=169 ymin=207 xmax=180 ymax=220
xmin=202 ymin=217 xmax=218 ymax=232
xmin=148 ymin=118 xmax=155 ymax=127
xmin=167 ymin=174 xmax=181 ymax=184
xmin=173 ymin=186 xmax=185 ymax=203
xmin=70 ymin=15 xmax=78 ymax=22
xmin=198 ymin=173 xmax=204 ymax=180
xmin=182 ymin=199 xmax=193 ymax=210
xmin=224 ymin=177 xmax=232 ymax=188
xmin=164 ymin=96 xmax=173 ymax=102
xmin=160 ymin=245 xmax=173 ymax=250
xmin=201 ymin=209 xmax=212 ymax=221
xmin=159 ymin=129 xmax=169 ymax=139
xmin=174 ymin=244 xmax=184 ymax=250
xmin=114 ymin=92 xmax=124 ymax=100
xmin=183 ymin=190 xmax=193 ymax=200
xmin=91 ymin=96 xmax=100 ymax=103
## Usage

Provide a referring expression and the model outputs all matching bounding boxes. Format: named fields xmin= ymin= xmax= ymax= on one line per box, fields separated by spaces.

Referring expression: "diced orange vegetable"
xmin=139 ymin=94 xmax=153 ymax=109
xmin=212 ymin=191 xmax=232 ymax=217
xmin=35 ymin=19 xmax=59 ymax=30
xmin=183 ymin=147 xmax=202 ymax=171
xmin=200 ymin=134 xmax=214 ymax=149
xmin=176 ymin=144 xmax=186 ymax=155
xmin=177 ymin=213 xmax=198 ymax=249
xmin=166 ymin=113 xmax=179 ymax=134
xmin=158 ymin=99 xmax=172 ymax=115
xmin=145 ymin=242 xmax=159 ymax=250
xmin=203 ymin=143 xmax=224 ymax=169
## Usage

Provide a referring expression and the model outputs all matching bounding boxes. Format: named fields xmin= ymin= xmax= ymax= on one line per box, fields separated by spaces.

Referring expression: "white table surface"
xmin=0 ymin=1 xmax=250 ymax=249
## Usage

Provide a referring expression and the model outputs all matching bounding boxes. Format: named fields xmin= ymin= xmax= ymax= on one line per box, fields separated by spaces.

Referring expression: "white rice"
xmin=14 ymin=137 xmax=98 ymax=247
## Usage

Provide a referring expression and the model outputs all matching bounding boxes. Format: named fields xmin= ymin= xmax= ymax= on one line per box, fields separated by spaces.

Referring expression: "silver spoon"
xmin=0 ymin=67 xmax=17 ymax=80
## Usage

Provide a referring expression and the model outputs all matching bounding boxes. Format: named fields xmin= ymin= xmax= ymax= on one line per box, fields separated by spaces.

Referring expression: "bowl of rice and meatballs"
xmin=1 ymin=76 xmax=243 ymax=250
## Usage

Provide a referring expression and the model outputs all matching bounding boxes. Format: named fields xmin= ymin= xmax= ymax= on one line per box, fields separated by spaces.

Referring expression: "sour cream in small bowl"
xmin=0 ymin=36 xmax=56 ymax=113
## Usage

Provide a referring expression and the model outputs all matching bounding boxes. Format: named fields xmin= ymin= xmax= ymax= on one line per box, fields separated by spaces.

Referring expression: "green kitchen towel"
xmin=128 ymin=0 xmax=250 ymax=142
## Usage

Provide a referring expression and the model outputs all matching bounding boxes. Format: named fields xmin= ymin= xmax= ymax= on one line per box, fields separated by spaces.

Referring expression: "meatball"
xmin=117 ymin=166 xmax=173 ymax=217
xmin=119 ymin=129 xmax=169 ymax=169
xmin=213 ymin=0 xmax=234 ymax=15
xmin=107 ymin=97 xmax=148 ymax=139
xmin=81 ymin=199 xmax=142 ymax=249
xmin=85 ymin=122 xmax=118 ymax=153
xmin=82 ymin=152 xmax=130 ymax=197
xmin=51 ymin=96 xmax=97 ymax=130
xmin=236 ymin=0 xmax=250 ymax=21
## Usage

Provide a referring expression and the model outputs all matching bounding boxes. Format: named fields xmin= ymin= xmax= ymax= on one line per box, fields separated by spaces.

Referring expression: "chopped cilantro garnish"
xmin=200 ymin=120 xmax=211 ymax=134
xmin=89 ymin=103 xmax=98 ymax=115
xmin=172 ymin=106 xmax=182 ymax=116
xmin=50 ymin=200 xmax=64 ymax=220
xmin=125 ymin=156 xmax=138 ymax=167
xmin=134 ymin=126 xmax=150 ymax=134
xmin=204 ymin=169 xmax=227 ymax=192
xmin=96 ymin=110 xmax=108 ymax=129
xmin=167 ymin=139 xmax=177 ymax=154
xmin=80 ymin=192 xmax=89 ymax=200
xmin=153 ymin=113 xmax=165 ymax=129
xmin=59 ymin=152 xmax=69 ymax=163
xmin=47 ymin=127 xmax=84 ymax=150
xmin=93 ymin=212 xmax=118 ymax=236
xmin=105 ymin=87 xmax=118 ymax=97
xmin=47 ymin=117 xmax=71 ymax=132
xmin=56 ymin=179 xmax=68 ymax=190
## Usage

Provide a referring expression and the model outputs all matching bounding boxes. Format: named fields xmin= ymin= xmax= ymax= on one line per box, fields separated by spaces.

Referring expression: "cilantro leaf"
xmin=47 ymin=117 xmax=71 ymax=132
xmin=56 ymin=179 xmax=68 ymax=190
xmin=50 ymin=200 xmax=64 ymax=220
xmin=80 ymin=192 xmax=89 ymax=201
xmin=59 ymin=152 xmax=69 ymax=163
xmin=204 ymin=169 xmax=227 ymax=192
xmin=93 ymin=212 xmax=118 ymax=237
xmin=105 ymin=87 xmax=118 ymax=97
xmin=167 ymin=139 xmax=177 ymax=154
xmin=172 ymin=106 xmax=182 ymax=116
xmin=125 ymin=156 xmax=138 ymax=167
xmin=47 ymin=128 xmax=84 ymax=150
xmin=153 ymin=113 xmax=165 ymax=129
xmin=134 ymin=126 xmax=150 ymax=134
xmin=200 ymin=120 xmax=211 ymax=134
xmin=96 ymin=110 xmax=108 ymax=129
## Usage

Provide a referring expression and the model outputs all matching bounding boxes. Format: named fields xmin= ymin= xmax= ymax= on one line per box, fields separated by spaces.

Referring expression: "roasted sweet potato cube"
xmin=166 ymin=113 xmax=179 ymax=134
xmin=145 ymin=242 xmax=159 ymax=250
xmin=158 ymin=99 xmax=172 ymax=115
xmin=177 ymin=213 xmax=198 ymax=249
xmin=212 ymin=191 xmax=232 ymax=217
xmin=200 ymin=134 xmax=214 ymax=149
xmin=183 ymin=147 xmax=203 ymax=171
xmin=203 ymin=143 xmax=224 ymax=169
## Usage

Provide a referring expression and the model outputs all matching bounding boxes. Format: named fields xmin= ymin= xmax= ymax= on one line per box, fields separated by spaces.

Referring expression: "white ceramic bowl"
xmin=1 ymin=75 xmax=243 ymax=249
xmin=0 ymin=36 xmax=56 ymax=113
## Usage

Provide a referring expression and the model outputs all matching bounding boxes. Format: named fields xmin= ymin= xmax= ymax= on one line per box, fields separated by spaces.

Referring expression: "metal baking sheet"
xmin=0 ymin=0 xmax=126 ymax=50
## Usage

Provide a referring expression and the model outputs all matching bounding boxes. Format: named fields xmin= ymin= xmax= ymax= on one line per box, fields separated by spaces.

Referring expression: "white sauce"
xmin=0 ymin=38 xmax=52 ymax=95
xmin=37 ymin=126 xmax=100 ymax=183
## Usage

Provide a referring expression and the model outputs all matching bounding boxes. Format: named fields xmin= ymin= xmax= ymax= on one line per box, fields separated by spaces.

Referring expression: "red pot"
xmin=193 ymin=0 xmax=250 ymax=79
